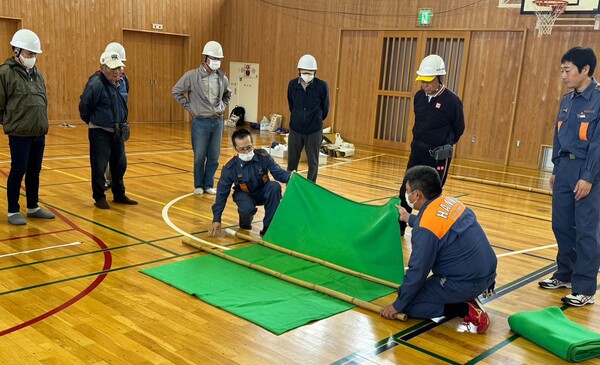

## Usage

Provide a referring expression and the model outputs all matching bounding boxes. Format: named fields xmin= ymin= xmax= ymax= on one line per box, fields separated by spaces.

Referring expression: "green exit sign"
xmin=418 ymin=8 xmax=433 ymax=26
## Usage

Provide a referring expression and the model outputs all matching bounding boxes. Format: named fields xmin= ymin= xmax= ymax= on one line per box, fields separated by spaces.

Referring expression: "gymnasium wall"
xmin=0 ymin=0 xmax=224 ymax=123
xmin=221 ymin=0 xmax=600 ymax=168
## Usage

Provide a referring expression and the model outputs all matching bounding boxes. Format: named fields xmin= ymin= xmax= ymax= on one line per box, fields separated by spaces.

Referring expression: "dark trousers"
xmin=287 ymin=129 xmax=322 ymax=183
xmin=7 ymin=135 xmax=46 ymax=213
xmin=233 ymin=181 xmax=282 ymax=229
xmin=89 ymin=128 xmax=127 ymax=202
xmin=399 ymin=144 xmax=452 ymax=233
xmin=552 ymin=158 xmax=600 ymax=296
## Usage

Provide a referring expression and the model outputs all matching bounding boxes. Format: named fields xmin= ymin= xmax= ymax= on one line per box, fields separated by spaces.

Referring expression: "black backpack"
xmin=230 ymin=105 xmax=246 ymax=126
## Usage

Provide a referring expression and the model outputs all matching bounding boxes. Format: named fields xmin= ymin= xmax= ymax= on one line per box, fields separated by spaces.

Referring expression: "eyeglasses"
xmin=207 ymin=56 xmax=221 ymax=61
xmin=237 ymin=144 xmax=253 ymax=153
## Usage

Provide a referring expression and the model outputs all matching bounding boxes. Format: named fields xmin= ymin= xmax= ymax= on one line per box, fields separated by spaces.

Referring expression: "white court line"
xmin=404 ymin=231 xmax=557 ymax=259
xmin=496 ymin=243 xmax=556 ymax=258
xmin=295 ymin=153 xmax=386 ymax=174
xmin=162 ymin=193 xmax=231 ymax=251
xmin=0 ymin=241 xmax=82 ymax=259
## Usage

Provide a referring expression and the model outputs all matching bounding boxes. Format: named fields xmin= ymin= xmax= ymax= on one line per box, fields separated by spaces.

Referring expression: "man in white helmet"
xmin=398 ymin=54 xmax=465 ymax=236
xmin=287 ymin=54 xmax=330 ymax=183
xmin=79 ymin=51 xmax=137 ymax=209
xmin=172 ymin=41 xmax=232 ymax=195
xmin=0 ymin=29 xmax=55 ymax=225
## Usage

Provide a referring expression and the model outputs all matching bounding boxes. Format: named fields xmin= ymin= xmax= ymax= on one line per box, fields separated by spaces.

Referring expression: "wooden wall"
xmin=0 ymin=0 xmax=224 ymax=122
xmin=221 ymin=0 xmax=600 ymax=168
xmin=1 ymin=1 xmax=599 ymax=168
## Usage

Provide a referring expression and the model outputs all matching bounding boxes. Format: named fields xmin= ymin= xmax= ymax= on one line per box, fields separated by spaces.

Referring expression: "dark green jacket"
xmin=0 ymin=57 xmax=49 ymax=136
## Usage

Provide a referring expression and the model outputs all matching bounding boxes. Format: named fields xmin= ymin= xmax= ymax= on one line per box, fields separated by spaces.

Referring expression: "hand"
xmin=574 ymin=179 xmax=592 ymax=201
xmin=380 ymin=304 xmax=399 ymax=320
xmin=395 ymin=204 xmax=410 ymax=223
xmin=208 ymin=222 xmax=221 ymax=237
xmin=549 ymin=174 xmax=555 ymax=190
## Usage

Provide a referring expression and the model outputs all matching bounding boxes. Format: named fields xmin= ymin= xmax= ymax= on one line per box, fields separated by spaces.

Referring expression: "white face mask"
xmin=19 ymin=55 xmax=36 ymax=69
xmin=301 ymin=74 xmax=314 ymax=83
xmin=209 ymin=59 xmax=221 ymax=71
xmin=238 ymin=150 xmax=254 ymax=162
xmin=405 ymin=191 xmax=416 ymax=210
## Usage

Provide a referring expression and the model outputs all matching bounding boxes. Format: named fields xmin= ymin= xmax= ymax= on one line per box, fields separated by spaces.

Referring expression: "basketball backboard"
xmin=521 ymin=0 xmax=600 ymax=14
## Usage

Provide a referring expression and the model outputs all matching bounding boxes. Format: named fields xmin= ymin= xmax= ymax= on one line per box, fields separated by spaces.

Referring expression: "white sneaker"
xmin=194 ymin=188 xmax=204 ymax=195
xmin=205 ymin=188 xmax=217 ymax=195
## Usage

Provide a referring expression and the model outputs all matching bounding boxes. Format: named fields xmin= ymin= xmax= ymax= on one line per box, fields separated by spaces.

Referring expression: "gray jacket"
xmin=172 ymin=65 xmax=232 ymax=118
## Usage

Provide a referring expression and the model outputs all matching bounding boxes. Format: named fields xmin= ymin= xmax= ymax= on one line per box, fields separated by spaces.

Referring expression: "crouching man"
xmin=380 ymin=165 xmax=497 ymax=334
xmin=208 ymin=128 xmax=292 ymax=237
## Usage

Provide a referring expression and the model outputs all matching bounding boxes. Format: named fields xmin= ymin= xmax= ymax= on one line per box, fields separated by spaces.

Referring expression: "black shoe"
xmin=113 ymin=195 xmax=138 ymax=205
xmin=94 ymin=199 xmax=111 ymax=209
xmin=259 ymin=227 xmax=268 ymax=237
xmin=240 ymin=223 xmax=252 ymax=230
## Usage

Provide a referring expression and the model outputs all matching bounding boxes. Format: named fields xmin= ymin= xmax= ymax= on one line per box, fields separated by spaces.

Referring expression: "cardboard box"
xmin=264 ymin=146 xmax=327 ymax=164
xmin=264 ymin=146 xmax=288 ymax=159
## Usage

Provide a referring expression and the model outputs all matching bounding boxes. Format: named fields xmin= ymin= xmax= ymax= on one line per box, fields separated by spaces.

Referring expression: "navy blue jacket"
xmin=287 ymin=78 xmax=330 ymax=134
xmin=393 ymin=195 xmax=497 ymax=313
xmin=552 ymin=79 xmax=600 ymax=182
xmin=212 ymin=149 xmax=292 ymax=222
xmin=79 ymin=72 xmax=128 ymax=127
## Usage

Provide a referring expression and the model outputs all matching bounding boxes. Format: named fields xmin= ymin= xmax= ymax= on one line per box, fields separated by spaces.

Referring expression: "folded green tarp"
xmin=142 ymin=245 xmax=394 ymax=335
xmin=264 ymin=174 xmax=404 ymax=284
xmin=508 ymin=306 xmax=600 ymax=362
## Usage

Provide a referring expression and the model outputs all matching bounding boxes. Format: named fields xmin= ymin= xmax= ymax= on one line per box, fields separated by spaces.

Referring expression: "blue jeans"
xmin=191 ymin=117 xmax=223 ymax=189
xmin=7 ymin=135 xmax=46 ymax=213
xmin=88 ymin=128 xmax=127 ymax=202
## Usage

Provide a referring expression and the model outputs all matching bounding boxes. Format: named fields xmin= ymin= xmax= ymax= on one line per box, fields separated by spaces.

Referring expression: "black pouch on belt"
xmin=430 ymin=144 xmax=453 ymax=160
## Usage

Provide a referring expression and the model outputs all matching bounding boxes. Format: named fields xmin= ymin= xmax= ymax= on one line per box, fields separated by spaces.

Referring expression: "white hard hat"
xmin=202 ymin=41 xmax=224 ymax=58
xmin=297 ymin=54 xmax=317 ymax=70
xmin=105 ymin=42 xmax=126 ymax=61
xmin=99 ymin=51 xmax=125 ymax=68
xmin=415 ymin=54 xmax=446 ymax=81
xmin=10 ymin=29 xmax=42 ymax=54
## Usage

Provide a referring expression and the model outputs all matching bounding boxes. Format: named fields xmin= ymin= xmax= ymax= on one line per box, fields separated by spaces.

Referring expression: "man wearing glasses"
xmin=173 ymin=41 xmax=232 ymax=196
xmin=208 ymin=128 xmax=292 ymax=237
xmin=79 ymin=51 xmax=137 ymax=209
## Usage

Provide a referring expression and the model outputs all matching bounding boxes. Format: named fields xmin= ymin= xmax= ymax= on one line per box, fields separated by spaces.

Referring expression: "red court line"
xmin=0 ymin=206 xmax=113 ymax=337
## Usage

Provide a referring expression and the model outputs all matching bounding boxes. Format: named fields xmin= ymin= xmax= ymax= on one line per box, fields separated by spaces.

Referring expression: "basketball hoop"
xmin=532 ymin=0 xmax=568 ymax=36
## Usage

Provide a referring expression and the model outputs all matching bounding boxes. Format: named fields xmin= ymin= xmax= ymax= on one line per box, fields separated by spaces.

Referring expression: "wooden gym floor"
xmin=0 ymin=121 xmax=597 ymax=364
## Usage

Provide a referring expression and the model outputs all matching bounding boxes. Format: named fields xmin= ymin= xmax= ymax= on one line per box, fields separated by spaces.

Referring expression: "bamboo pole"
xmin=225 ymin=228 xmax=400 ymax=289
xmin=183 ymin=237 xmax=407 ymax=321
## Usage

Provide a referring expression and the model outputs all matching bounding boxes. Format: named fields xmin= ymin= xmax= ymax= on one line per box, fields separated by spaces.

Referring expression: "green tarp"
xmin=143 ymin=174 xmax=404 ymax=334
xmin=142 ymin=245 xmax=394 ymax=334
xmin=264 ymin=174 xmax=404 ymax=284
xmin=509 ymin=306 xmax=600 ymax=362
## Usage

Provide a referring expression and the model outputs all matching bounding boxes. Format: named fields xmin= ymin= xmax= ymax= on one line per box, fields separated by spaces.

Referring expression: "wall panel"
xmin=0 ymin=0 xmax=223 ymax=123
xmin=222 ymin=0 xmax=600 ymax=168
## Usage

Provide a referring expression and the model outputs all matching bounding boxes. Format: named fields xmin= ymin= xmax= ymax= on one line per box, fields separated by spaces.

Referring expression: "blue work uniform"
xmin=212 ymin=149 xmax=292 ymax=229
xmin=392 ymin=195 xmax=497 ymax=319
xmin=551 ymin=79 xmax=600 ymax=296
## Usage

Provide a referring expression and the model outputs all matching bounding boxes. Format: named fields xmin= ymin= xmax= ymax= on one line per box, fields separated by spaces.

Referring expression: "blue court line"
xmin=331 ymin=263 xmax=558 ymax=365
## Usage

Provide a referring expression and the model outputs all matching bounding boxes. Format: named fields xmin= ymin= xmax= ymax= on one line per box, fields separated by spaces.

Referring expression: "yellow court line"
xmin=126 ymin=191 xmax=214 ymax=221
xmin=54 ymin=169 xmax=88 ymax=182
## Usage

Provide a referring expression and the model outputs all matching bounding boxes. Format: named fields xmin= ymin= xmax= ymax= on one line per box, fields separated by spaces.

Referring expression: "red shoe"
xmin=464 ymin=298 xmax=489 ymax=334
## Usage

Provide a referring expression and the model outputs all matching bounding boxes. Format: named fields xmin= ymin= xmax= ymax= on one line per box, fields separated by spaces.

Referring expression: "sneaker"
xmin=194 ymin=188 xmax=204 ymax=195
xmin=561 ymin=293 xmax=595 ymax=307
xmin=538 ymin=277 xmax=572 ymax=290
xmin=94 ymin=200 xmax=111 ymax=209
xmin=27 ymin=208 xmax=55 ymax=219
xmin=239 ymin=223 xmax=252 ymax=230
xmin=464 ymin=298 xmax=490 ymax=334
xmin=205 ymin=188 xmax=217 ymax=195
xmin=8 ymin=213 xmax=26 ymax=226
xmin=113 ymin=195 xmax=138 ymax=205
